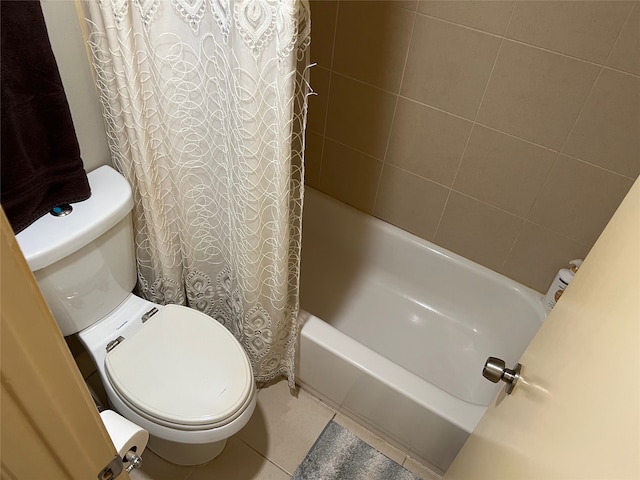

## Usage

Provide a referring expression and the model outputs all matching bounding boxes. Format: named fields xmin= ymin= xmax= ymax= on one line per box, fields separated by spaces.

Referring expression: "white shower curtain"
xmin=81 ymin=0 xmax=310 ymax=386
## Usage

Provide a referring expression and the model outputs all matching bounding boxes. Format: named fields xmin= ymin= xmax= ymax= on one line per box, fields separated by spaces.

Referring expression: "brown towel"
xmin=1 ymin=0 xmax=91 ymax=234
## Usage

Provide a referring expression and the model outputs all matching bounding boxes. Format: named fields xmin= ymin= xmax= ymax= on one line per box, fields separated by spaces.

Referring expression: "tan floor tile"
xmin=128 ymin=449 xmax=194 ymax=480
xmin=188 ymin=437 xmax=289 ymax=480
xmin=333 ymin=413 xmax=406 ymax=465
xmin=404 ymin=455 xmax=443 ymax=480
xmin=236 ymin=380 xmax=336 ymax=475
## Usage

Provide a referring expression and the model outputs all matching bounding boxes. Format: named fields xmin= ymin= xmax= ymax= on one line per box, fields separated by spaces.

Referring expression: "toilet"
xmin=16 ymin=165 xmax=257 ymax=466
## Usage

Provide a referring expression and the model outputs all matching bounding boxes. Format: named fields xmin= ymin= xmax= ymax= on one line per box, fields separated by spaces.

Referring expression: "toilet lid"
xmin=105 ymin=305 xmax=254 ymax=429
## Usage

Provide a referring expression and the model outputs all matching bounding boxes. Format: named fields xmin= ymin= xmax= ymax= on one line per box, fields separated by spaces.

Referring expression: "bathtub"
xmin=295 ymin=187 xmax=546 ymax=473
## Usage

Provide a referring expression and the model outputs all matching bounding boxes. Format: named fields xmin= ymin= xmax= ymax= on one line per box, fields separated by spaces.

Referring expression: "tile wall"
xmin=305 ymin=0 xmax=639 ymax=293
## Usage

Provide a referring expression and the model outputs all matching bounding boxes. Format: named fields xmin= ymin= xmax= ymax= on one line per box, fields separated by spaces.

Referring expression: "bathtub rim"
xmin=303 ymin=187 xmax=546 ymax=318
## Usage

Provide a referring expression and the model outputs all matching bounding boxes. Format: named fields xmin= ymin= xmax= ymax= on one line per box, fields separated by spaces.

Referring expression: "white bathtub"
xmin=295 ymin=187 xmax=546 ymax=473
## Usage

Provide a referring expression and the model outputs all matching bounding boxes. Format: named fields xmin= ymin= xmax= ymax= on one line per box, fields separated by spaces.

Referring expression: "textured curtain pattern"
xmin=81 ymin=0 xmax=310 ymax=386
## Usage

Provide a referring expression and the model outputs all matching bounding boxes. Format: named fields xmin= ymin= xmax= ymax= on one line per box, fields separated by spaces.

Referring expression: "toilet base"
xmin=147 ymin=434 xmax=227 ymax=466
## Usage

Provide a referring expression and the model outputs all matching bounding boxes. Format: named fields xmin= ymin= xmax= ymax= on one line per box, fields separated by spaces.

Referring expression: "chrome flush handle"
xmin=482 ymin=357 xmax=522 ymax=395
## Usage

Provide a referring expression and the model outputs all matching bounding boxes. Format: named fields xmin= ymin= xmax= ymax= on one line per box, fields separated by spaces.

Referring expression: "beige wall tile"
xmin=418 ymin=0 xmax=515 ymax=36
xmin=434 ymin=192 xmax=524 ymax=271
xmin=386 ymin=98 xmax=473 ymax=186
xmin=607 ymin=3 xmax=640 ymax=76
xmin=318 ymin=139 xmax=383 ymax=213
xmin=399 ymin=0 xmax=419 ymax=11
xmin=332 ymin=2 xmax=415 ymax=93
xmin=477 ymin=41 xmax=600 ymax=149
xmin=308 ymin=67 xmax=331 ymax=134
xmin=563 ymin=69 xmax=640 ymax=178
xmin=528 ymin=155 xmax=635 ymax=245
xmin=310 ymin=0 xmax=338 ymax=68
xmin=507 ymin=1 xmax=633 ymax=64
xmin=309 ymin=0 xmax=636 ymax=289
xmin=401 ymin=15 xmax=501 ymax=119
xmin=373 ymin=165 xmax=449 ymax=240
xmin=304 ymin=131 xmax=323 ymax=188
xmin=325 ymin=73 xmax=397 ymax=159
xmin=501 ymin=222 xmax=591 ymax=293
xmin=236 ymin=381 xmax=335 ymax=475
xmin=453 ymin=125 xmax=557 ymax=217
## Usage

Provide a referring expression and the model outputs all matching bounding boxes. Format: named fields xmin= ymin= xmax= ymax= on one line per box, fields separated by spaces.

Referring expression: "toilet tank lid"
xmin=16 ymin=166 xmax=134 ymax=271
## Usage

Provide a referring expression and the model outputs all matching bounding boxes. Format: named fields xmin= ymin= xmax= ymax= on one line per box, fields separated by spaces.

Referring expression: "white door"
xmin=0 ymin=209 xmax=131 ymax=480
xmin=445 ymin=179 xmax=640 ymax=480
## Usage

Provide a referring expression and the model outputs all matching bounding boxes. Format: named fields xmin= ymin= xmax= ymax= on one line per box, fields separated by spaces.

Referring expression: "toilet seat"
xmin=105 ymin=305 xmax=254 ymax=431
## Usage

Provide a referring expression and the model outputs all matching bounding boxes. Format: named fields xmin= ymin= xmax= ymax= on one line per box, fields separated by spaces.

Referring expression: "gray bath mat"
xmin=292 ymin=420 xmax=420 ymax=480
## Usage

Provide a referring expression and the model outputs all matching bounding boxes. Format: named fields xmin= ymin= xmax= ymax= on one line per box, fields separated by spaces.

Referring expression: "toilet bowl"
xmin=79 ymin=295 xmax=257 ymax=466
xmin=16 ymin=165 xmax=256 ymax=466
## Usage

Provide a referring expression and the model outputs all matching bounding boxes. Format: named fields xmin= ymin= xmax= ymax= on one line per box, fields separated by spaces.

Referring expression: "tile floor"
xmin=130 ymin=380 xmax=441 ymax=480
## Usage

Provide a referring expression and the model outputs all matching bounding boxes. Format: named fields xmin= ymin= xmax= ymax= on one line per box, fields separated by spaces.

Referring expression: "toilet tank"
xmin=16 ymin=166 xmax=137 ymax=336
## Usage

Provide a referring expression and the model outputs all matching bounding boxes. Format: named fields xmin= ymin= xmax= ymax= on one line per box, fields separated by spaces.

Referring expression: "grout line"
xmin=417 ymin=6 xmax=639 ymax=78
xmin=518 ymin=151 xmax=560 ymax=225
xmin=416 ymin=10 xmax=506 ymax=41
xmin=326 ymin=69 xmax=564 ymax=159
xmin=323 ymin=70 xmax=636 ymax=180
xmin=433 ymin=0 xmax=519 ymax=242
xmin=499 ymin=217 xmax=527 ymax=273
xmin=322 ymin=136 xmax=383 ymax=163
xmin=552 ymin=0 xmax=637 ymax=166
xmin=235 ymin=437 xmax=295 ymax=477
xmin=511 ymin=2 xmax=638 ymax=240
xmin=559 ymin=152 xmax=639 ymax=180
xmin=371 ymin=8 xmax=418 ymax=214
xmin=314 ymin=0 xmax=341 ymax=188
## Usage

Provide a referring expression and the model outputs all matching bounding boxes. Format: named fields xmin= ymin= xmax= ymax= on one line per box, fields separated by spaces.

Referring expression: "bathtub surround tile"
xmin=318 ymin=139 xmax=383 ymax=213
xmin=501 ymin=222 xmax=591 ymax=293
xmin=292 ymin=421 xmax=419 ymax=480
xmin=418 ymin=0 xmax=515 ymax=36
xmin=563 ymin=69 xmax=640 ymax=179
xmin=308 ymin=66 xmax=331 ymax=135
xmin=129 ymin=449 xmax=194 ymax=480
xmin=528 ymin=155 xmax=635 ymax=246
xmin=325 ymin=73 xmax=397 ymax=159
xmin=453 ymin=125 xmax=557 ymax=217
xmin=506 ymin=1 xmax=633 ymax=64
xmin=332 ymin=2 xmax=415 ymax=93
xmin=398 ymin=0 xmax=419 ymax=12
xmin=309 ymin=0 xmax=338 ymax=68
xmin=607 ymin=3 xmax=640 ymax=76
xmin=477 ymin=41 xmax=601 ymax=150
xmin=401 ymin=15 xmax=502 ymax=120
xmin=435 ymin=192 xmax=524 ymax=271
xmin=386 ymin=98 xmax=473 ymax=186
xmin=374 ymin=165 xmax=449 ymax=241
xmin=307 ymin=0 xmax=637 ymax=300
xmin=187 ymin=437 xmax=289 ymax=480
xmin=236 ymin=380 xmax=336 ymax=475
xmin=304 ymin=131 xmax=324 ymax=189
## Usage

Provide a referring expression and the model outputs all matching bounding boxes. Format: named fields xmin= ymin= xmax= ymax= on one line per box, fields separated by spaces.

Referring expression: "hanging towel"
xmin=1 ymin=0 xmax=91 ymax=234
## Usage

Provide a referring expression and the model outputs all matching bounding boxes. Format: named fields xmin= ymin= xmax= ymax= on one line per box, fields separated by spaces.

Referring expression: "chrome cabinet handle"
xmin=483 ymin=357 xmax=522 ymax=394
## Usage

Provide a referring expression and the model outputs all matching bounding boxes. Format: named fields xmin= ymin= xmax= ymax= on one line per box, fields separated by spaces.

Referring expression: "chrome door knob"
xmin=483 ymin=357 xmax=522 ymax=394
